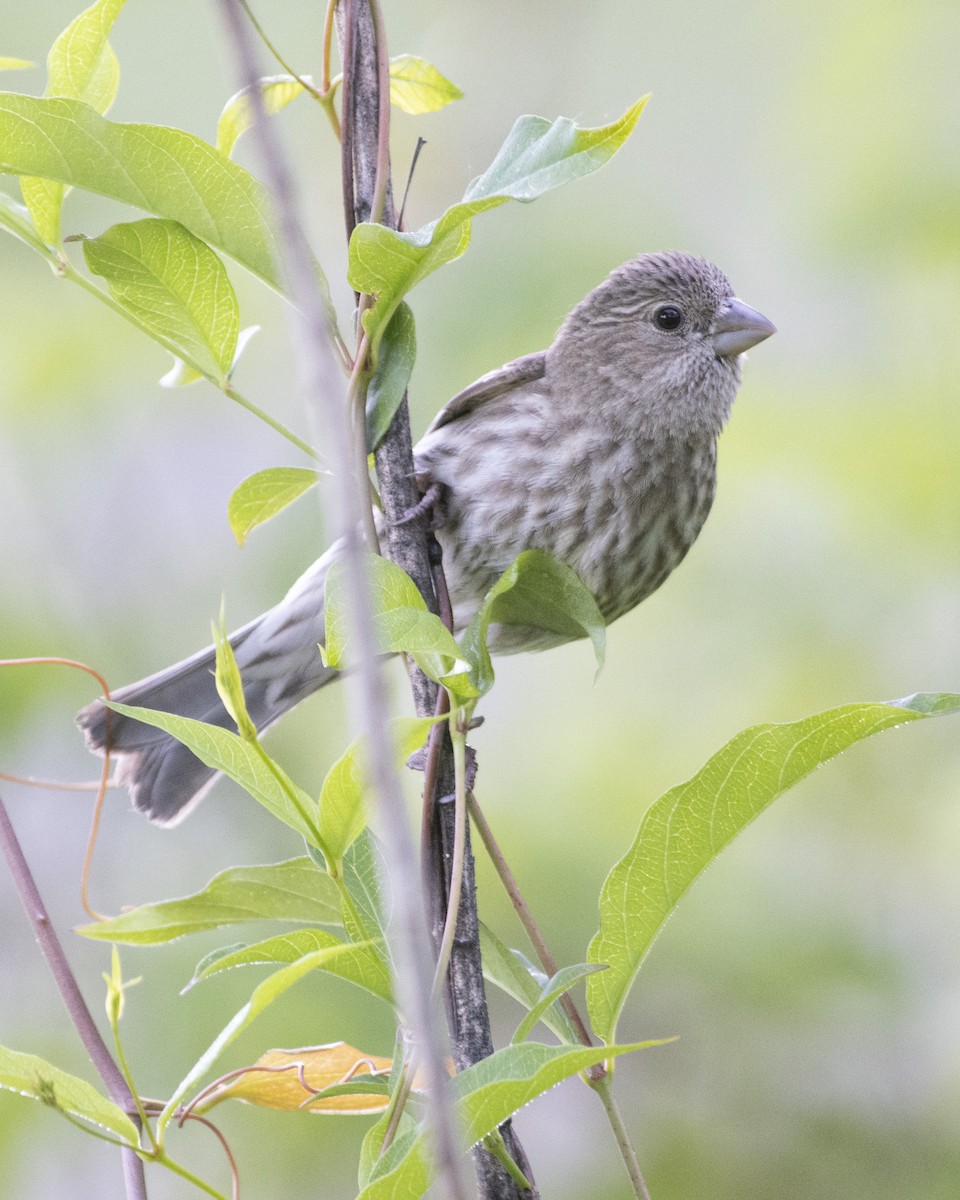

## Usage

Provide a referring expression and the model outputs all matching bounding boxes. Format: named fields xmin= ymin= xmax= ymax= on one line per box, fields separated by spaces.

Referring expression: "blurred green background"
xmin=1 ymin=1 xmax=959 ymax=1197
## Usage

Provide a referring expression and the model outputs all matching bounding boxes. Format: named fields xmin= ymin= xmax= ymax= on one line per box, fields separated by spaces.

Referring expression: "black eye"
xmin=654 ymin=304 xmax=684 ymax=331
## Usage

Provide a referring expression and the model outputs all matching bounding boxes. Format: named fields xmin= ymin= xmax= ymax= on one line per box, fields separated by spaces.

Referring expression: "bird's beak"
xmin=711 ymin=298 xmax=776 ymax=359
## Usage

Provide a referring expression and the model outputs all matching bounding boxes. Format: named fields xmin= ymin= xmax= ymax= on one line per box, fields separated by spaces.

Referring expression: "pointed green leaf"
xmin=188 ymin=928 xmax=392 ymax=1003
xmin=211 ymin=611 xmax=257 ymax=740
xmin=324 ymin=552 xmax=461 ymax=681
xmin=342 ymin=830 xmax=389 ymax=943
xmin=366 ymin=301 xmax=416 ymax=450
xmin=319 ymin=717 xmax=437 ymax=864
xmin=79 ymin=858 xmax=342 ymax=944
xmin=0 ymin=58 xmax=35 ymax=72
xmin=348 ymin=98 xmax=647 ymax=351
xmin=0 ymin=93 xmax=289 ymax=290
xmin=217 ymin=74 xmax=313 ymax=159
xmin=100 ymin=700 xmax=324 ymax=846
xmin=81 ymin=218 xmax=239 ymax=384
xmin=388 ymin=56 xmax=463 ymax=115
xmin=228 ymin=466 xmax=322 ymax=547
xmin=587 ymin=693 xmax=960 ymax=1044
xmin=162 ymin=942 xmax=376 ymax=1132
xmin=0 ymin=1046 xmax=138 ymax=1144
xmin=360 ymin=1041 xmax=661 ymax=1198
xmin=478 ymin=923 xmax=579 ymax=1044
xmin=21 ymin=0 xmax=126 ymax=244
xmin=459 ymin=549 xmax=605 ymax=695
xmin=512 ymin=962 xmax=606 ymax=1044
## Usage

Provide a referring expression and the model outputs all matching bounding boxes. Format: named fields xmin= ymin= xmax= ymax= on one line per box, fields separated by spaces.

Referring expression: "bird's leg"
xmin=392 ymin=479 xmax=446 ymax=529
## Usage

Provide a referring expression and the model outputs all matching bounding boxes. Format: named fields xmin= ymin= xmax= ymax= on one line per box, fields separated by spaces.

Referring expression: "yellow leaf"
xmin=193 ymin=1042 xmax=399 ymax=1115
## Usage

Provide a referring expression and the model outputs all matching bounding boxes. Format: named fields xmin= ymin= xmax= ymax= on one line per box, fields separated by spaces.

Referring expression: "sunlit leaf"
xmin=587 ymin=693 xmax=960 ymax=1044
xmin=324 ymin=552 xmax=460 ymax=682
xmin=193 ymin=1042 xmax=398 ymax=1114
xmin=217 ymin=73 xmax=314 ymax=159
xmin=187 ymin=928 xmax=392 ymax=1003
xmin=0 ymin=58 xmax=35 ymax=72
xmin=388 ymin=55 xmax=462 ymax=115
xmin=0 ymin=94 xmax=289 ymax=290
xmin=0 ymin=1046 xmax=138 ymax=1144
xmin=360 ymin=1040 xmax=664 ymax=1198
xmin=21 ymin=0 xmax=126 ymax=244
xmin=348 ymin=98 xmax=647 ymax=352
xmin=81 ymin=218 xmax=240 ymax=385
xmin=459 ymin=549 xmax=605 ymax=695
xmin=99 ymin=699 xmax=323 ymax=847
xmin=162 ymin=943 xmax=378 ymax=1131
xmin=79 ymin=858 xmax=341 ymax=944
xmin=319 ymin=717 xmax=437 ymax=865
xmin=228 ymin=466 xmax=322 ymax=547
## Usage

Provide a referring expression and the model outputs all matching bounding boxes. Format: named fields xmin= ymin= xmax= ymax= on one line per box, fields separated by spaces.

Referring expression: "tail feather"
xmin=77 ymin=551 xmax=336 ymax=825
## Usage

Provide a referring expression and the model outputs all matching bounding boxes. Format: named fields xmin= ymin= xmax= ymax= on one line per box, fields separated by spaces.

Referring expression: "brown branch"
xmin=337 ymin=3 xmax=535 ymax=1195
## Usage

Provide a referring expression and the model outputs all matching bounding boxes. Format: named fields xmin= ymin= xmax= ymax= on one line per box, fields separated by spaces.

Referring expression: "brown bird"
xmin=78 ymin=252 xmax=775 ymax=824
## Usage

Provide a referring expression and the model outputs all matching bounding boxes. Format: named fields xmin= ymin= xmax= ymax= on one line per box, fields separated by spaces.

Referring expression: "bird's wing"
xmin=425 ymin=351 xmax=547 ymax=433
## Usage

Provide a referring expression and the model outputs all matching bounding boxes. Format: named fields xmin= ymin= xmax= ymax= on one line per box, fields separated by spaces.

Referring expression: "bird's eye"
xmin=654 ymin=304 xmax=684 ymax=331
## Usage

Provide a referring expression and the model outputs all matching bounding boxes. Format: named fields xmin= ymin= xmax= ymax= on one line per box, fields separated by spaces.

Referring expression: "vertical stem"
xmin=591 ymin=1075 xmax=653 ymax=1200
xmin=336 ymin=3 xmax=534 ymax=1195
xmin=0 ymin=792 xmax=149 ymax=1200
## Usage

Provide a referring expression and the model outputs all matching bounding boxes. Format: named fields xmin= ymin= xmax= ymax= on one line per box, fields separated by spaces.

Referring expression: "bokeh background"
xmin=2 ymin=2 xmax=959 ymax=1197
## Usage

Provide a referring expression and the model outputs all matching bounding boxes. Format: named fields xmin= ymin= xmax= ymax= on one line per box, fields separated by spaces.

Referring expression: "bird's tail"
xmin=77 ymin=548 xmax=338 ymax=825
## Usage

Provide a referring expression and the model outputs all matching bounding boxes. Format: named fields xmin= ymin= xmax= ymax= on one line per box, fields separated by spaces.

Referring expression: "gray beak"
xmin=711 ymin=297 xmax=776 ymax=359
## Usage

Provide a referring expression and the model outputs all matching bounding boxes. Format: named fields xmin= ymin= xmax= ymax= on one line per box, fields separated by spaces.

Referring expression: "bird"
xmin=78 ymin=251 xmax=775 ymax=825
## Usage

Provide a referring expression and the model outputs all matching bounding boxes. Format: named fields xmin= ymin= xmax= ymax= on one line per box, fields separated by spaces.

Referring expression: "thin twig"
xmin=468 ymin=792 xmax=599 ymax=1059
xmin=215 ymin=5 xmax=464 ymax=1200
xmin=0 ymin=791 xmax=148 ymax=1200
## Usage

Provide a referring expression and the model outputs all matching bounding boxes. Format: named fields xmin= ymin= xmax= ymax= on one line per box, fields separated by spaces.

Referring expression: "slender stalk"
xmin=237 ymin=0 xmax=322 ymax=98
xmin=467 ymin=792 xmax=598 ymax=1057
xmin=223 ymin=385 xmax=324 ymax=462
xmin=216 ymin=8 xmax=467 ymax=1200
xmin=430 ymin=715 xmax=468 ymax=999
xmin=0 ymin=791 xmax=149 ymax=1200
xmin=591 ymin=1074 xmax=653 ymax=1200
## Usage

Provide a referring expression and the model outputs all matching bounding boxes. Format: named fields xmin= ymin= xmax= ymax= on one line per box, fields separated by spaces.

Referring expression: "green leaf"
xmin=45 ymin=0 xmax=125 ymax=112
xmin=0 ymin=58 xmax=35 ymax=72
xmin=512 ymin=962 xmax=606 ymax=1044
xmin=21 ymin=0 xmax=126 ymax=245
xmin=228 ymin=466 xmax=322 ymax=547
xmin=211 ymin=610 xmax=256 ymax=740
xmin=101 ymin=699 xmax=324 ymax=847
xmin=459 ymin=549 xmax=605 ymax=695
xmin=0 ymin=93 xmax=289 ymax=291
xmin=342 ymin=830 xmax=389 ymax=943
xmin=388 ymin=56 xmax=463 ymax=115
xmin=587 ymin=693 xmax=960 ymax=1044
xmin=360 ymin=1041 xmax=660 ymax=1198
xmin=161 ymin=942 xmax=376 ymax=1132
xmin=79 ymin=858 xmax=342 ymax=944
xmin=319 ymin=717 xmax=437 ymax=865
xmin=478 ymin=923 xmax=578 ymax=1044
xmin=217 ymin=74 xmax=313 ymax=159
xmin=81 ymin=218 xmax=240 ymax=385
xmin=348 ymin=98 xmax=647 ymax=352
xmin=366 ymin=301 xmax=416 ymax=449
xmin=188 ymin=928 xmax=392 ymax=1003
xmin=0 ymin=1046 xmax=138 ymax=1145
xmin=324 ymin=552 xmax=461 ymax=682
